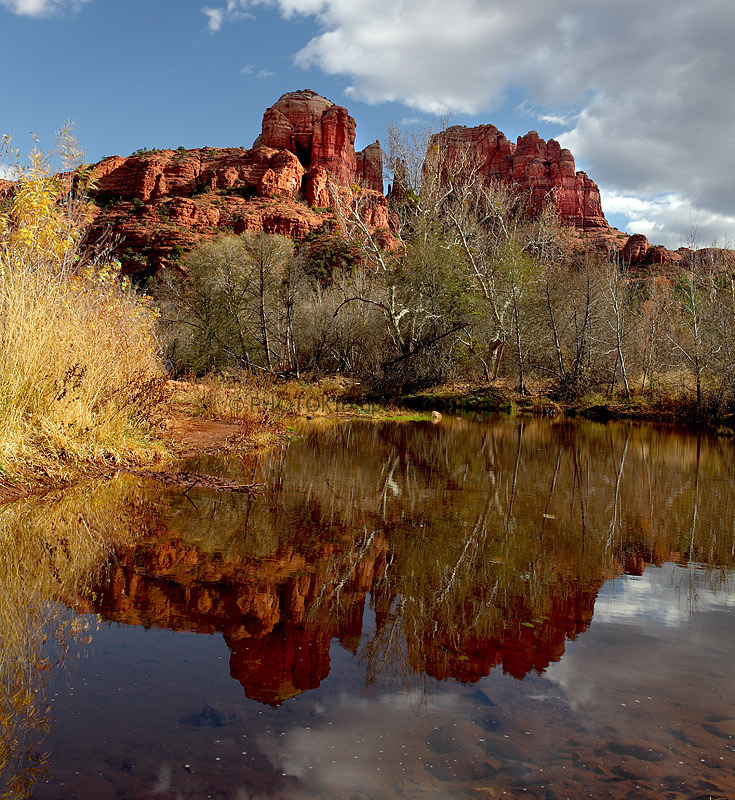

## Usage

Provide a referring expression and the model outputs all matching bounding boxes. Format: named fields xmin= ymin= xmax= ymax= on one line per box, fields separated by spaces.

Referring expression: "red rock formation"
xmin=84 ymin=145 xmax=329 ymax=275
xmin=255 ymin=90 xmax=383 ymax=193
xmin=356 ymin=141 xmax=383 ymax=192
xmin=620 ymin=233 xmax=650 ymax=265
xmin=430 ymin=124 xmax=607 ymax=229
xmin=353 ymin=189 xmax=390 ymax=230
xmin=647 ymin=244 xmax=681 ymax=266
xmin=619 ymin=233 xmax=693 ymax=269
xmin=91 ymin=146 xmax=303 ymax=204
xmin=83 ymin=92 xmax=391 ymax=275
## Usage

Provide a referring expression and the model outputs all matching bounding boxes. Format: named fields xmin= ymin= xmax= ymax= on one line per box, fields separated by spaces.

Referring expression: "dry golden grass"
xmin=170 ymin=371 xmax=370 ymax=424
xmin=0 ymin=144 xmax=168 ymax=490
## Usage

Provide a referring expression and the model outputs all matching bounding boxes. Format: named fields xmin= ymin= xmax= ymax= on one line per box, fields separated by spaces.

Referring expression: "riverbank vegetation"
xmin=0 ymin=134 xmax=167 ymax=496
xmin=159 ymin=126 xmax=735 ymax=426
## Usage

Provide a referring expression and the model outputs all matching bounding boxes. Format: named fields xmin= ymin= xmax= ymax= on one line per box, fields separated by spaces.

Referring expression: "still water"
xmin=1 ymin=416 xmax=734 ymax=799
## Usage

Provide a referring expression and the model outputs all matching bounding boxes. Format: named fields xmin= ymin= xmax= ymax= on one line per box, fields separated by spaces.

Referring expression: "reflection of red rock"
xmin=397 ymin=583 xmax=601 ymax=684
xmin=227 ymin=624 xmax=332 ymax=706
xmin=430 ymin=125 xmax=607 ymax=229
xmin=93 ymin=529 xmax=387 ymax=706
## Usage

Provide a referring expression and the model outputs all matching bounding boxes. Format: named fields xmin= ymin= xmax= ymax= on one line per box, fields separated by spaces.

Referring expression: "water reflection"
xmin=93 ymin=418 xmax=735 ymax=700
xmin=0 ymin=477 xmax=156 ymax=799
xmin=2 ymin=416 xmax=735 ymax=798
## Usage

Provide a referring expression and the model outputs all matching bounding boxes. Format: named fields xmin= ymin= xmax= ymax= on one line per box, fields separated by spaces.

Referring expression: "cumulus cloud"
xmin=226 ymin=0 xmax=735 ymax=245
xmin=0 ymin=0 xmax=91 ymax=15
xmin=602 ymin=191 xmax=735 ymax=249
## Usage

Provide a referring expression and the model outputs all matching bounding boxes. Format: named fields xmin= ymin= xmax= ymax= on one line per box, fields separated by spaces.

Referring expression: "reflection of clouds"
xmin=258 ymin=690 xmax=474 ymax=799
xmin=545 ymin=564 xmax=735 ymax=714
xmin=150 ymin=762 xmax=172 ymax=793
xmin=595 ymin=564 xmax=735 ymax=628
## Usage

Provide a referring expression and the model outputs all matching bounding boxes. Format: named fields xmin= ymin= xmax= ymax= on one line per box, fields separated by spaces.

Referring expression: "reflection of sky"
xmin=545 ymin=563 xmax=735 ymax=714
xmin=37 ymin=563 xmax=735 ymax=798
xmin=594 ymin=563 xmax=735 ymax=628
xmin=256 ymin=566 xmax=735 ymax=797
xmin=257 ymin=688 xmax=491 ymax=799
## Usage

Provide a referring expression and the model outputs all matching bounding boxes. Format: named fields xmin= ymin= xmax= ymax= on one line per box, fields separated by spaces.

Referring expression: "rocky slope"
xmin=7 ymin=88 xmax=722 ymax=275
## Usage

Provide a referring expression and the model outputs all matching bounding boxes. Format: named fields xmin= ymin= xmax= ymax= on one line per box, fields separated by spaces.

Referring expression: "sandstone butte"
xmin=6 ymin=88 xmax=725 ymax=275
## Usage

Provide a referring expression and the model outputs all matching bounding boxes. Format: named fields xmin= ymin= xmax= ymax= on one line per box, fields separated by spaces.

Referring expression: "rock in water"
xmin=180 ymin=705 xmax=238 ymax=728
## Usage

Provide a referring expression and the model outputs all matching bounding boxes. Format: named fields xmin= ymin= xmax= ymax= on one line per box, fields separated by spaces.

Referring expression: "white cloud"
xmin=0 ymin=0 xmax=91 ymax=16
xmin=240 ymin=64 xmax=273 ymax=78
xmin=202 ymin=5 xmax=224 ymax=31
xmin=202 ymin=0 xmax=254 ymax=31
xmin=603 ymin=191 xmax=735 ymax=249
xmin=227 ymin=0 xmax=735 ymax=246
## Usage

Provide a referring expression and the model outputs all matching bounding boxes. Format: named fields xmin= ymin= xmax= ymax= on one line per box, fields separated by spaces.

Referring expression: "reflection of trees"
xmin=0 ymin=478 xmax=155 ymax=799
xmin=254 ymin=419 xmax=735 ymax=689
xmin=148 ymin=420 xmax=735 ymax=696
xmin=15 ymin=419 xmax=731 ymax=734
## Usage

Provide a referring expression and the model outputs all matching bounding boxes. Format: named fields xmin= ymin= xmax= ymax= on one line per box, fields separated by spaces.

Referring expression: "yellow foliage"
xmin=0 ymin=135 xmax=167 ymax=487
xmin=0 ymin=149 xmax=80 ymax=271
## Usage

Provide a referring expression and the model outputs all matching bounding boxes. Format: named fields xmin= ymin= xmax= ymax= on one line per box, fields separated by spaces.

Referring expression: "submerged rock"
xmin=179 ymin=705 xmax=238 ymax=728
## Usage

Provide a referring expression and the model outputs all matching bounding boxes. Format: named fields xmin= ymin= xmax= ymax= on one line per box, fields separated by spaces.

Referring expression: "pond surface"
xmin=1 ymin=416 xmax=735 ymax=799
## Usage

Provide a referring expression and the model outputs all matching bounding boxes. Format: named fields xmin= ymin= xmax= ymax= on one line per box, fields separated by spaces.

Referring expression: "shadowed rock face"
xmin=430 ymin=124 xmax=607 ymax=229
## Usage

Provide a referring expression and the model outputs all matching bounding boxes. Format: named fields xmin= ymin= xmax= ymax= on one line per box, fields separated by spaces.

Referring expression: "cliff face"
xmin=84 ymin=90 xmax=389 ymax=276
xmin=430 ymin=124 xmax=607 ymax=229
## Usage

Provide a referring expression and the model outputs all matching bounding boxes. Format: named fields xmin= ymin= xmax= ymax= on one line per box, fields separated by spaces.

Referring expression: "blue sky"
xmin=3 ymin=0 xmax=735 ymax=248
